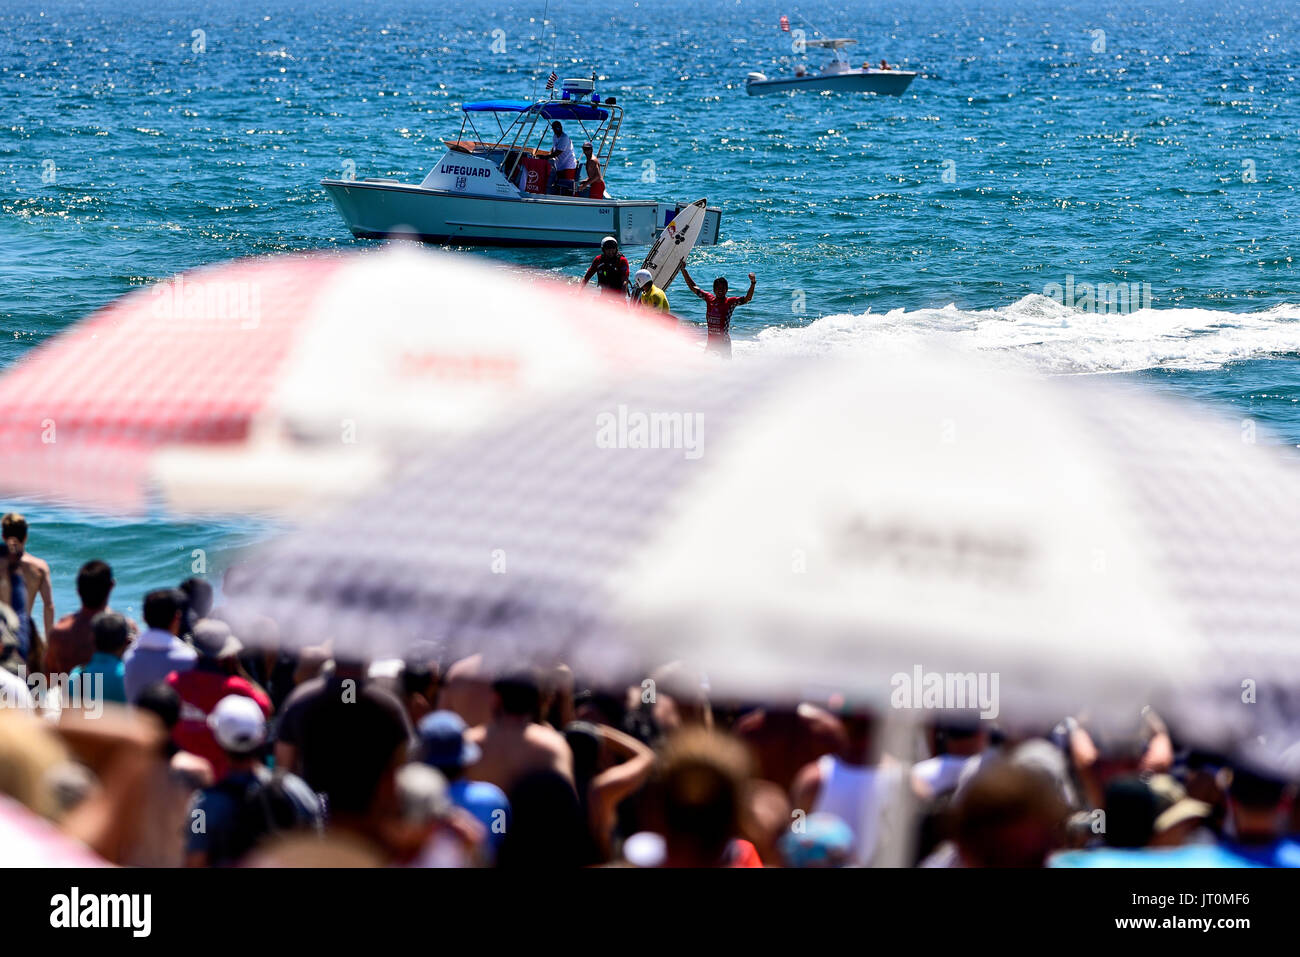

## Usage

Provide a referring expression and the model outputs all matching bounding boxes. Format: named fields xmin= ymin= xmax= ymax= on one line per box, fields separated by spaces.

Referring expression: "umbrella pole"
xmin=873 ymin=707 xmax=919 ymax=867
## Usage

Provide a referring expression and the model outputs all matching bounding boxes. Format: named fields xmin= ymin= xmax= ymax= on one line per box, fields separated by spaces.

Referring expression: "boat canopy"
xmin=462 ymin=99 xmax=610 ymax=121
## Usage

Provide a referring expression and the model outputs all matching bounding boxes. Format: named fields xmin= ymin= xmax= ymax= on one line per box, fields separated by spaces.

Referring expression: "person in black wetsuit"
xmin=581 ymin=236 xmax=630 ymax=297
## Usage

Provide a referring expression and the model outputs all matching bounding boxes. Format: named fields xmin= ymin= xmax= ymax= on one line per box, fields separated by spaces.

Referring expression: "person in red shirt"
xmin=581 ymin=237 xmax=630 ymax=297
xmin=166 ymin=619 xmax=271 ymax=780
xmin=680 ymin=266 xmax=757 ymax=358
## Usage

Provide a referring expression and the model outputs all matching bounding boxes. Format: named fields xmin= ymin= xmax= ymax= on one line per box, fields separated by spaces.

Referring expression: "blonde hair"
xmin=0 ymin=711 xmax=70 ymax=820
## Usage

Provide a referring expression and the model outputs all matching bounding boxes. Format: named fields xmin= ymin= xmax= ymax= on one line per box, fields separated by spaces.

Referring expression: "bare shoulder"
xmin=528 ymin=722 xmax=570 ymax=752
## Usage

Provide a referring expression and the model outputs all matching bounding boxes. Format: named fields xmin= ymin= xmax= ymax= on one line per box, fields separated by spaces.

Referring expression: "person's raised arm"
xmin=738 ymin=272 xmax=757 ymax=305
xmin=680 ymin=265 xmax=708 ymax=300
xmin=586 ymin=724 xmax=657 ymax=851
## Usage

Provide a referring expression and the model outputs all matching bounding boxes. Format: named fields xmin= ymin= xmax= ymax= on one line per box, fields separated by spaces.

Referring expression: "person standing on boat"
xmin=680 ymin=266 xmax=756 ymax=359
xmin=577 ymin=142 xmax=605 ymax=200
xmin=582 ymin=237 xmax=630 ymax=297
xmin=548 ymin=121 xmax=578 ymax=195
xmin=633 ymin=269 xmax=670 ymax=313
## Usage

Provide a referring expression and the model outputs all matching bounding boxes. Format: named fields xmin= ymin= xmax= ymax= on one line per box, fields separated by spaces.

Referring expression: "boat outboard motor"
xmin=746 ymin=71 xmax=768 ymax=83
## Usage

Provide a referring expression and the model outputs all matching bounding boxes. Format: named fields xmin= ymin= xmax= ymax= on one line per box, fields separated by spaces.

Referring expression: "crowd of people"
xmin=2 ymin=511 xmax=1298 ymax=868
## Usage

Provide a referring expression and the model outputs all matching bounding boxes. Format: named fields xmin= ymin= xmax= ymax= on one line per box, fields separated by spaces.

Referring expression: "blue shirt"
xmin=69 ymin=652 xmax=127 ymax=705
xmin=1051 ymin=845 xmax=1261 ymax=868
xmin=449 ymin=779 xmax=510 ymax=854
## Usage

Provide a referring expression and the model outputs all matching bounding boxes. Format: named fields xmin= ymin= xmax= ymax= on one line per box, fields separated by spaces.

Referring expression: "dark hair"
xmin=142 ymin=588 xmax=184 ymax=630
xmin=1229 ymin=766 xmax=1289 ymax=809
xmin=179 ymin=577 xmax=214 ymax=619
xmin=91 ymin=612 xmax=131 ymax=655
xmin=76 ymin=560 xmax=114 ymax=609
xmin=494 ymin=672 xmax=542 ymax=720
xmin=135 ymin=681 xmax=181 ymax=730
xmin=1 ymin=513 xmax=27 ymax=542
xmin=499 ymin=770 xmax=591 ymax=868
xmin=1103 ymin=776 xmax=1157 ymax=848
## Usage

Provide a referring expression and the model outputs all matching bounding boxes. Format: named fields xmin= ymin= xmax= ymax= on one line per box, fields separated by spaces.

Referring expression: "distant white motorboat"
xmin=322 ymin=77 xmax=722 ymax=248
xmin=746 ymin=38 xmax=916 ymax=96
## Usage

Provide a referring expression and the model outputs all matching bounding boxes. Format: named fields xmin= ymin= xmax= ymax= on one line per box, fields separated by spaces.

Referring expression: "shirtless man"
xmin=465 ymin=671 xmax=574 ymax=793
xmin=576 ymin=142 xmax=605 ymax=199
xmin=1 ymin=513 xmax=53 ymax=669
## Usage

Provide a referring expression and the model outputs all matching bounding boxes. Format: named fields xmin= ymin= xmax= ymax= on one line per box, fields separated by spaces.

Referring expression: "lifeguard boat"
xmin=321 ymin=77 xmax=721 ymax=248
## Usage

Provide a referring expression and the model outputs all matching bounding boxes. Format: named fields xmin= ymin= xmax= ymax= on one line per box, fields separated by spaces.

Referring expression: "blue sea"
xmin=1 ymin=0 xmax=1297 ymax=620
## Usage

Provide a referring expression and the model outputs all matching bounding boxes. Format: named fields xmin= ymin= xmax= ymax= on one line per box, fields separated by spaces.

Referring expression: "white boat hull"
xmin=746 ymin=69 xmax=916 ymax=96
xmin=322 ymin=180 xmax=720 ymax=249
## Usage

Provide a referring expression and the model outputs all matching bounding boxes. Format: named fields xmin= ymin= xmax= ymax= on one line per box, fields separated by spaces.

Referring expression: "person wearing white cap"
xmin=166 ymin=618 xmax=272 ymax=780
xmin=632 ymin=268 xmax=670 ymax=314
xmin=581 ymin=237 xmax=630 ymax=297
xmin=185 ymin=695 xmax=322 ymax=868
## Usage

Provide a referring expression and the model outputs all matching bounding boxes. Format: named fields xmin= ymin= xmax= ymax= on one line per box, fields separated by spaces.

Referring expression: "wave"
xmin=738 ymin=295 xmax=1300 ymax=374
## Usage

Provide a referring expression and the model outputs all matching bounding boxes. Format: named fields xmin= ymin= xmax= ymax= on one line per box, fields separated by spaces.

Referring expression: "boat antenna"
xmin=789 ymin=12 xmax=826 ymax=44
xmin=530 ymin=0 xmax=554 ymax=101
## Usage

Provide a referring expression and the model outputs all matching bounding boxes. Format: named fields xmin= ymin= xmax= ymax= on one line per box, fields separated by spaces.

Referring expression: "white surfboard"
xmin=640 ymin=199 xmax=707 ymax=291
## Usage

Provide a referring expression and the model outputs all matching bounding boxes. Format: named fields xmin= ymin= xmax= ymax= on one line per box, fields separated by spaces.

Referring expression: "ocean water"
xmin=1 ymin=0 xmax=1297 ymax=619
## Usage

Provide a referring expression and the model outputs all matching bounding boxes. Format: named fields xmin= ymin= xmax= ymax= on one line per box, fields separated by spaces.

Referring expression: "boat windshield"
xmin=448 ymin=93 xmax=623 ymax=193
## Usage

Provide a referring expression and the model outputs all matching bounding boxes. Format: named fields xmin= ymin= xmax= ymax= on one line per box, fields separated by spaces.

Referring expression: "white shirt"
xmin=812 ymin=754 xmax=900 ymax=866
xmin=912 ymin=754 xmax=974 ymax=797
xmin=0 ymin=666 xmax=33 ymax=712
xmin=552 ymin=132 xmax=576 ymax=171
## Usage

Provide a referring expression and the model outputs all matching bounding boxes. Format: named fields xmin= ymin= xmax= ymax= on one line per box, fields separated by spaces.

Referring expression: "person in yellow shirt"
xmin=633 ymin=269 xmax=670 ymax=313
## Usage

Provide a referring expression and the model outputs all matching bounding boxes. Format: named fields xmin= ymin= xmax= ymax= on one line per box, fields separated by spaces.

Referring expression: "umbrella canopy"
xmin=0 ymin=795 xmax=107 ymax=867
xmin=0 ymin=247 xmax=695 ymax=516
xmin=222 ymin=349 xmax=1300 ymax=733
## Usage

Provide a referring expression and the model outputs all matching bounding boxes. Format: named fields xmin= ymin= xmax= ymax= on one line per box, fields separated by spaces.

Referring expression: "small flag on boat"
xmin=779 ymin=15 xmax=790 ymax=31
xmin=545 ymin=72 xmax=557 ymax=90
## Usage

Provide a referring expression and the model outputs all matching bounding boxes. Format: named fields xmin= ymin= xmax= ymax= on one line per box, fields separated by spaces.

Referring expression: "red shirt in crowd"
xmin=166 ymin=669 xmax=272 ymax=779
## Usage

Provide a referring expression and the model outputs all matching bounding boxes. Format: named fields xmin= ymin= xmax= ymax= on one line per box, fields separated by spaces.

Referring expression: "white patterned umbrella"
xmin=223 ymin=349 xmax=1300 ymax=738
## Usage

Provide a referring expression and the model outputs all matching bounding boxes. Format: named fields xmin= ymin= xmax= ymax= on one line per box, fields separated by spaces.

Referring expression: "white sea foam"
xmin=739 ymin=295 xmax=1300 ymax=375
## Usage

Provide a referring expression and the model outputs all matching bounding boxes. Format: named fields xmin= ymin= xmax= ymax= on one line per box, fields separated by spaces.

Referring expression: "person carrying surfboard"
xmin=633 ymin=269 xmax=670 ymax=313
xmin=680 ymin=266 xmax=755 ymax=358
xmin=582 ymin=237 xmax=631 ymax=297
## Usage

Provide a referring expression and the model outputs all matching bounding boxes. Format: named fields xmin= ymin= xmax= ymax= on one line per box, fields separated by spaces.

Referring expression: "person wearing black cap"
xmin=1219 ymin=760 xmax=1300 ymax=866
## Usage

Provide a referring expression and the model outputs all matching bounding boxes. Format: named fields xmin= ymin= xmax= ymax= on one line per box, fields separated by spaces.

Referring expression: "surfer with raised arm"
xmin=680 ymin=266 xmax=755 ymax=358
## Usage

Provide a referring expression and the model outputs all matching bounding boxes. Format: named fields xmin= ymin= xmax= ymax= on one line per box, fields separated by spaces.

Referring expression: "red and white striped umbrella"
xmin=0 ymin=247 xmax=695 ymax=515
xmin=0 ymin=795 xmax=107 ymax=867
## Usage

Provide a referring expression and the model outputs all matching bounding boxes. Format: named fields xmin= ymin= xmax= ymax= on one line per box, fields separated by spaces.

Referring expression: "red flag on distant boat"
xmin=779 ymin=15 xmax=790 ymax=31
xmin=544 ymin=71 xmax=557 ymax=90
